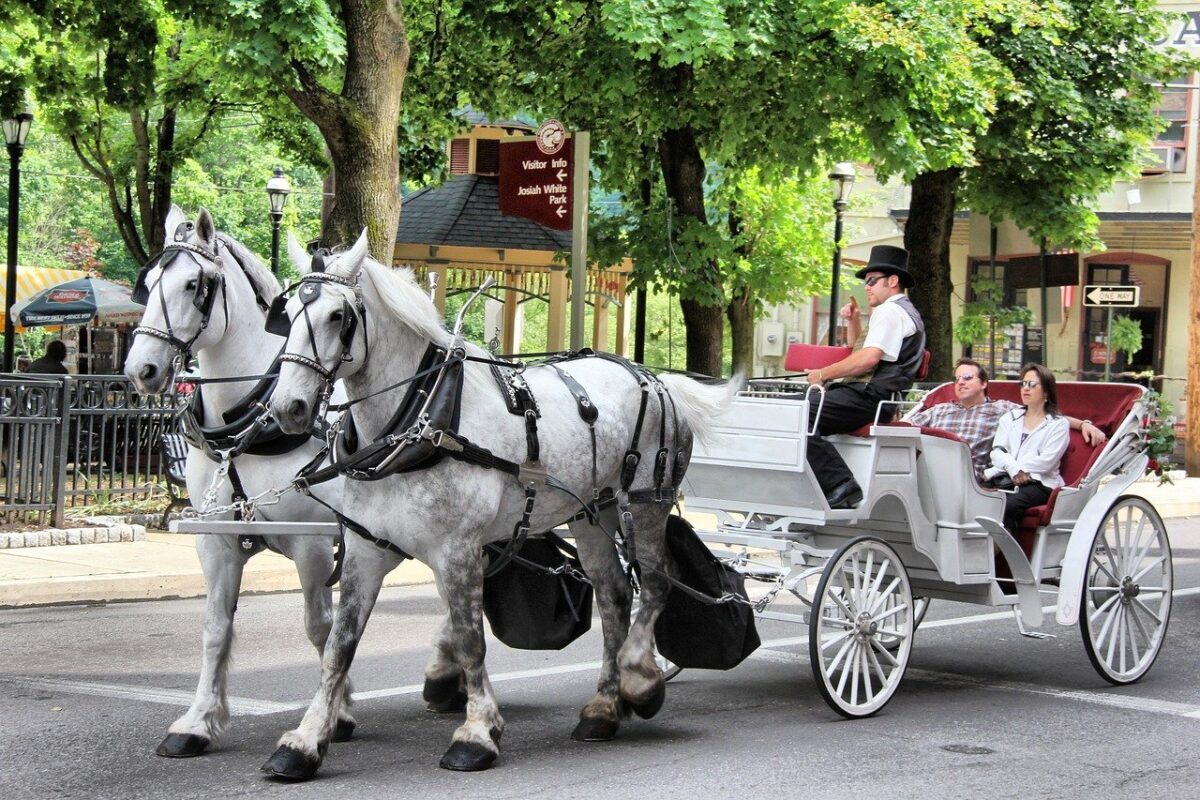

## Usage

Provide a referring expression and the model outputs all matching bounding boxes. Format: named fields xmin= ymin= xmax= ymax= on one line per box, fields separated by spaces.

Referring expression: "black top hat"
xmin=854 ymin=244 xmax=914 ymax=289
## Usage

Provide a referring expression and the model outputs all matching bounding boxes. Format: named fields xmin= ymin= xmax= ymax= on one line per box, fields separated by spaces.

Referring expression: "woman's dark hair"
xmin=46 ymin=340 xmax=66 ymax=361
xmin=1021 ymin=362 xmax=1058 ymax=416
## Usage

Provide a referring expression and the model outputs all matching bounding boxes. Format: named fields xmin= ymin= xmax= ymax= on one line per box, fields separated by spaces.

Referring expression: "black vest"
xmin=865 ymin=295 xmax=925 ymax=396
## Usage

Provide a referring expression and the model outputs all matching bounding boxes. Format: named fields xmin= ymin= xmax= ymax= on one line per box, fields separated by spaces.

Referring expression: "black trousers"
xmin=805 ymin=383 xmax=890 ymax=494
xmin=1002 ymin=481 xmax=1052 ymax=533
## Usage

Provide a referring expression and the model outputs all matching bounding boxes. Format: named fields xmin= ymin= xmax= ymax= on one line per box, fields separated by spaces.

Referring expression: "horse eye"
xmin=329 ymin=311 xmax=344 ymax=324
xmin=186 ymin=279 xmax=198 ymax=291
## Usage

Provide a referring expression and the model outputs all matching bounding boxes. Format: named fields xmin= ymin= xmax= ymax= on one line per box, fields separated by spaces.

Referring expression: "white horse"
xmin=124 ymin=206 xmax=360 ymax=757
xmin=261 ymin=230 xmax=737 ymax=778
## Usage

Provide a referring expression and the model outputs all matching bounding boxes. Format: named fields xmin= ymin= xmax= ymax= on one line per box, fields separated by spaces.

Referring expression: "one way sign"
xmin=1083 ymin=285 xmax=1140 ymax=308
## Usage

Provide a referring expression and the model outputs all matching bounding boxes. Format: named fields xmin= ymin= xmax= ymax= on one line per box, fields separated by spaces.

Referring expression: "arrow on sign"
xmin=556 ymin=207 xmax=567 ymax=218
xmin=556 ymin=169 xmax=567 ymax=182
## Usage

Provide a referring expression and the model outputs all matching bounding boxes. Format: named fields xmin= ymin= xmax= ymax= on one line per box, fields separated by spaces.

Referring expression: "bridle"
xmin=131 ymin=221 xmax=228 ymax=367
xmin=266 ymin=253 xmax=368 ymax=384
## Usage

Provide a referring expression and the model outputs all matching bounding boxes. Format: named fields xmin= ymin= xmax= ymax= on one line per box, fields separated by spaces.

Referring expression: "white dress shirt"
xmin=861 ymin=294 xmax=917 ymax=361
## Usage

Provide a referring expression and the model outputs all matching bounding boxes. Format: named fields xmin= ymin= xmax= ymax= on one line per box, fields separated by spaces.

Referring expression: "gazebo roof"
xmin=398 ymin=174 xmax=571 ymax=253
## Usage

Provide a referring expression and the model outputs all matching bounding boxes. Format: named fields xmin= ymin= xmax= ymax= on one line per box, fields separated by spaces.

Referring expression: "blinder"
xmin=270 ymin=269 xmax=367 ymax=382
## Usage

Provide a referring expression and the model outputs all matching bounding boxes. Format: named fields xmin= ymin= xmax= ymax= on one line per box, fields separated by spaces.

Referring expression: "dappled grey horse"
xmin=124 ymin=206 xmax=358 ymax=757
xmin=259 ymin=230 xmax=737 ymax=777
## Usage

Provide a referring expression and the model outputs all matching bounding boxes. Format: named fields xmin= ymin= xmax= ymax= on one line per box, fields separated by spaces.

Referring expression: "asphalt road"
xmin=3 ymin=519 xmax=1200 ymax=800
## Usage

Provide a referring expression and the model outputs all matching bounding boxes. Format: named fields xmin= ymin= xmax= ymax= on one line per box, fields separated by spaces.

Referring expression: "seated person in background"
xmin=24 ymin=340 xmax=69 ymax=375
xmin=906 ymin=357 xmax=1105 ymax=479
xmin=984 ymin=363 xmax=1070 ymax=534
xmin=804 ymin=245 xmax=925 ymax=509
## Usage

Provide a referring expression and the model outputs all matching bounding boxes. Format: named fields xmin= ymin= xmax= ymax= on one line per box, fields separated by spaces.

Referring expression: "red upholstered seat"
xmin=784 ymin=343 xmax=852 ymax=372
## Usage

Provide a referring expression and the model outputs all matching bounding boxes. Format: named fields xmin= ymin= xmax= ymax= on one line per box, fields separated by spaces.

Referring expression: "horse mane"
xmin=354 ymin=257 xmax=469 ymax=349
xmin=216 ymin=233 xmax=281 ymax=307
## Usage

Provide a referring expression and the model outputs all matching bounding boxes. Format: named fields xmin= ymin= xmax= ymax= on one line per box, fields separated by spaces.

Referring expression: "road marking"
xmin=0 ymin=675 xmax=294 ymax=716
xmin=7 ymin=587 xmax=1198 ymax=718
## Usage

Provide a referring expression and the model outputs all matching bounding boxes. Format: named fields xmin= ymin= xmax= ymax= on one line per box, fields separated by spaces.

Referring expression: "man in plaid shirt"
xmin=907 ymin=358 xmax=1105 ymax=479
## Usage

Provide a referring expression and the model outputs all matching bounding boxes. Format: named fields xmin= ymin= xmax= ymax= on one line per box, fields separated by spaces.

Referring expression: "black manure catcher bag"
xmin=654 ymin=514 xmax=760 ymax=670
xmin=483 ymin=533 xmax=593 ymax=651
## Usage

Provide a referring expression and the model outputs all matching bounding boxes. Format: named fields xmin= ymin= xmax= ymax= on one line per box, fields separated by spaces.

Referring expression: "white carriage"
xmin=680 ymin=365 xmax=1171 ymax=718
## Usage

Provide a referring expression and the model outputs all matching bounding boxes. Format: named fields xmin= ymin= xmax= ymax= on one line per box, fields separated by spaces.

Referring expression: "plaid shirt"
xmin=909 ymin=399 xmax=1020 ymax=477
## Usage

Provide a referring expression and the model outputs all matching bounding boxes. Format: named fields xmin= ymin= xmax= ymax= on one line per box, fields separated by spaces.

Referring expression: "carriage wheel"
xmin=1079 ymin=496 xmax=1172 ymax=685
xmin=809 ymin=537 xmax=913 ymax=718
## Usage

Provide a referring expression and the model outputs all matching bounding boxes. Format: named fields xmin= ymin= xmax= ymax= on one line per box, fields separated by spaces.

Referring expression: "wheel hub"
xmin=1120 ymin=576 xmax=1140 ymax=602
xmin=855 ymin=611 xmax=878 ymax=639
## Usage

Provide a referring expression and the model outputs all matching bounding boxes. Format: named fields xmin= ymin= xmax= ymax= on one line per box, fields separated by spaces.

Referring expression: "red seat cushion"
xmin=784 ymin=344 xmax=852 ymax=372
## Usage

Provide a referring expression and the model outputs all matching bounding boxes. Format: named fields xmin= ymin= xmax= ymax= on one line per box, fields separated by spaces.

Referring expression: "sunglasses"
xmin=864 ymin=275 xmax=887 ymax=287
xmin=953 ymin=375 xmax=978 ymax=383
xmin=1020 ymin=380 xmax=1041 ymax=388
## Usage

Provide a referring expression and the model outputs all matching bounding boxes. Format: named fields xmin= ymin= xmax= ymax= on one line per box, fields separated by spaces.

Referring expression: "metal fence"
xmin=0 ymin=375 xmax=184 ymax=527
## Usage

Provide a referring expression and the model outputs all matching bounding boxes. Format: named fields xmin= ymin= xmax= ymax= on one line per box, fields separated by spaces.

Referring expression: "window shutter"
xmin=475 ymin=139 xmax=500 ymax=175
xmin=449 ymin=139 xmax=470 ymax=175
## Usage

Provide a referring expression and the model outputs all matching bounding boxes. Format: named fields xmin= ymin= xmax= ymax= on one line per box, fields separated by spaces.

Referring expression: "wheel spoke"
xmin=1094 ymin=549 xmax=1121 ymax=584
xmin=872 ymin=602 xmax=910 ymax=625
xmin=1118 ymin=608 xmax=1128 ymax=674
xmin=1132 ymin=596 xmax=1166 ymax=626
xmin=1088 ymin=592 xmax=1120 ymax=622
xmin=826 ymin=632 xmax=856 ymax=672
xmin=865 ymin=640 xmax=890 ymax=684
xmin=837 ymin=641 xmax=857 ymax=696
xmin=820 ymin=615 xmax=855 ymax=629
xmin=1126 ymin=606 xmax=1145 ymax=664
xmin=1130 ymin=555 xmax=1166 ymax=584
xmin=867 ymin=575 xmax=901 ymax=616
xmin=828 ymin=587 xmax=855 ymax=620
xmin=860 ymin=647 xmax=875 ymax=704
xmin=821 ymin=628 xmax=854 ymax=654
xmin=868 ymin=637 xmax=901 ymax=668
xmin=1122 ymin=515 xmax=1151 ymax=576
xmin=1092 ymin=596 xmax=1119 ymax=648
xmin=1104 ymin=602 xmax=1120 ymax=666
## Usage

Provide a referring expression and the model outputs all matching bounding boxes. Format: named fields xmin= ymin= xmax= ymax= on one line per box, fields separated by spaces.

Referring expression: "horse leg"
xmin=423 ymin=613 xmax=467 ymax=713
xmin=618 ymin=503 xmax=673 ymax=719
xmin=436 ymin=547 xmax=504 ymax=771
xmin=569 ymin=513 xmax=634 ymax=742
xmin=158 ymin=534 xmax=246 ymax=758
xmin=286 ymin=538 xmax=357 ymax=742
xmin=261 ymin=543 xmax=392 ymax=781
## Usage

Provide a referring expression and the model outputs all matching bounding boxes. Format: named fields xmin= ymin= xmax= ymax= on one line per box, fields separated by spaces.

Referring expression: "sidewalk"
xmin=1 ymin=476 xmax=1197 ymax=608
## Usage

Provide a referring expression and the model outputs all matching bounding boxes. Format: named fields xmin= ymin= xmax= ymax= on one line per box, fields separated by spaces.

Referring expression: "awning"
xmin=0 ymin=266 xmax=89 ymax=328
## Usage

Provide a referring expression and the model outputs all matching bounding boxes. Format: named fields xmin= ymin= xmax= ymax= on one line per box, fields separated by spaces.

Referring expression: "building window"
xmin=449 ymin=138 xmax=470 ymax=175
xmin=475 ymin=139 xmax=500 ymax=175
xmin=1145 ymin=76 xmax=1191 ymax=174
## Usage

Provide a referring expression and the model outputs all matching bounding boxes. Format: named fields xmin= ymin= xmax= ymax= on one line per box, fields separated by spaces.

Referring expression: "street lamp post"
xmin=828 ymin=162 xmax=856 ymax=346
xmin=3 ymin=111 xmax=32 ymax=373
xmin=266 ymin=167 xmax=291 ymax=275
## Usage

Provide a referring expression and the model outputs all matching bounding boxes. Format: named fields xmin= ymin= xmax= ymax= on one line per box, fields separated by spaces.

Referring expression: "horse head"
xmin=269 ymin=229 xmax=372 ymax=434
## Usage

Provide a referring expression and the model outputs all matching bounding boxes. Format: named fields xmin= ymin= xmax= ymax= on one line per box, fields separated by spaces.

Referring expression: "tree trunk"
xmin=285 ymin=0 xmax=409 ymax=261
xmin=656 ymin=97 xmax=724 ymax=376
xmin=904 ymin=168 xmax=962 ymax=379
xmin=726 ymin=285 xmax=754 ymax=376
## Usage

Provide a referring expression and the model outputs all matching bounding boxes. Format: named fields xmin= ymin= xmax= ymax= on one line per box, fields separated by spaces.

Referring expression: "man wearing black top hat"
xmin=803 ymin=244 xmax=926 ymax=508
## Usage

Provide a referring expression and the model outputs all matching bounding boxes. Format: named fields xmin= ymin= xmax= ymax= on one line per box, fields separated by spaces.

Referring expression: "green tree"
xmin=473 ymin=0 xmax=1023 ymax=375
xmin=903 ymin=0 xmax=1189 ymax=377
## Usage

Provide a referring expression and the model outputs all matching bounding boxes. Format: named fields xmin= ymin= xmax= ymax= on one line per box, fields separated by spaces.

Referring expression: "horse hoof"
xmin=332 ymin=718 xmax=356 ymax=743
xmin=628 ymin=684 xmax=666 ymax=720
xmin=571 ymin=716 xmax=619 ymax=742
xmin=156 ymin=733 xmax=210 ymax=758
xmin=423 ymin=674 xmax=463 ymax=706
xmin=426 ymin=690 xmax=467 ymax=714
xmin=261 ymin=745 xmax=321 ymax=781
xmin=439 ymin=741 xmax=497 ymax=771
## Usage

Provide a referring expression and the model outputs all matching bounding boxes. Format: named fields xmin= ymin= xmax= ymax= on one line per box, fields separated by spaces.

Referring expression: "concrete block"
xmin=66 ymin=531 xmax=81 ymax=545
xmin=93 ymin=529 xmax=109 ymax=543
xmin=7 ymin=533 xmax=23 ymax=549
xmin=50 ymin=531 xmax=67 ymax=546
xmin=38 ymin=532 xmax=51 ymax=547
xmin=119 ymin=528 xmax=132 ymax=542
xmin=80 ymin=530 xmax=95 ymax=544
xmin=0 ymin=534 xmax=8 ymax=549
xmin=24 ymin=532 xmax=39 ymax=548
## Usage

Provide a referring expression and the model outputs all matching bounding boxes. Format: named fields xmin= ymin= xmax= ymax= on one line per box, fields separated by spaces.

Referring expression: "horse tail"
xmin=658 ymin=374 xmax=744 ymax=445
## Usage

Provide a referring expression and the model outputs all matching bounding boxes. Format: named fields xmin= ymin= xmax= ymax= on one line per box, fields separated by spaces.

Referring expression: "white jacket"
xmin=987 ymin=409 xmax=1070 ymax=490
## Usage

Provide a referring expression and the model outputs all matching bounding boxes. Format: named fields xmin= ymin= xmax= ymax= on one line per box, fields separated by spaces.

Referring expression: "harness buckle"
xmin=430 ymin=429 xmax=464 ymax=452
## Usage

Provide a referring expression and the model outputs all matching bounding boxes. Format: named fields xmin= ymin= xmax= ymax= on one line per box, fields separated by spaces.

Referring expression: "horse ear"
xmin=196 ymin=208 xmax=216 ymax=247
xmin=164 ymin=204 xmax=187 ymax=239
xmin=288 ymin=232 xmax=313 ymax=276
xmin=342 ymin=228 xmax=370 ymax=277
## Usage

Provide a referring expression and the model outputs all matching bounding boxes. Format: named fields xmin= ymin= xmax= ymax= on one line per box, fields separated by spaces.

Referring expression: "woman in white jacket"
xmin=984 ymin=363 xmax=1070 ymax=534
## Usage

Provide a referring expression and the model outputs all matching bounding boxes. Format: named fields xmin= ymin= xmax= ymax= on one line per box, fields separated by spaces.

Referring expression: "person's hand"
xmin=1013 ymin=470 xmax=1032 ymax=486
xmin=807 ymin=368 xmax=825 ymax=386
xmin=838 ymin=296 xmax=858 ymax=320
xmin=1081 ymin=421 xmax=1106 ymax=447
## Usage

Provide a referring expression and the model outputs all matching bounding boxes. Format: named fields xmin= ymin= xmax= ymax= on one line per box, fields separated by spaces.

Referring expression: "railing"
xmin=0 ymin=375 xmax=184 ymax=527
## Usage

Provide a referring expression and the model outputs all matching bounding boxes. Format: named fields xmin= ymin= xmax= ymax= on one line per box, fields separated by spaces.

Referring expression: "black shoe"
xmin=826 ymin=479 xmax=863 ymax=509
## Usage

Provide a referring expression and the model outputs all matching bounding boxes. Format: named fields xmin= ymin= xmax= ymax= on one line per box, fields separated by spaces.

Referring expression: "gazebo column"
xmin=428 ymin=264 xmax=448 ymax=315
xmin=592 ymin=293 xmax=609 ymax=352
xmin=502 ymin=272 xmax=520 ymax=354
xmin=614 ymin=275 xmax=628 ymax=357
xmin=547 ymin=267 xmax=567 ymax=351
